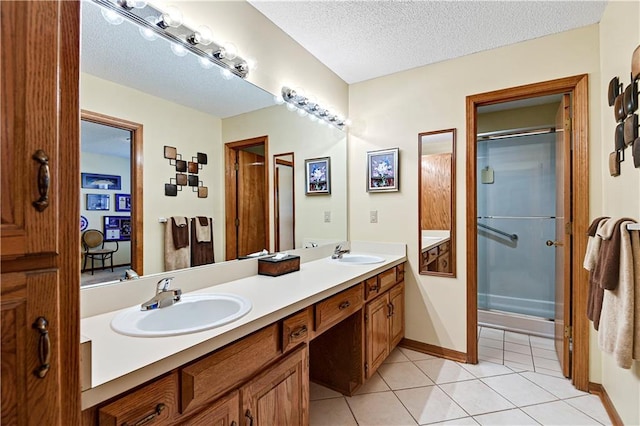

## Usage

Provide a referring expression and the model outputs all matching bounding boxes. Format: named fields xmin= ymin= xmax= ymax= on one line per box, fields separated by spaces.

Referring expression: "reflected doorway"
xmin=274 ymin=153 xmax=295 ymax=252
xmin=224 ymin=136 xmax=269 ymax=259
xmin=80 ymin=110 xmax=143 ymax=285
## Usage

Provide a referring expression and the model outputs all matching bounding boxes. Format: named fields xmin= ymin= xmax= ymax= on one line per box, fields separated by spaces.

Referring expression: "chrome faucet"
xmin=140 ymin=277 xmax=182 ymax=311
xmin=331 ymin=244 xmax=350 ymax=259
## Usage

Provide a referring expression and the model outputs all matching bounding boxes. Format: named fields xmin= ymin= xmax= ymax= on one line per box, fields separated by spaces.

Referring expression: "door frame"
xmin=81 ymin=110 xmax=144 ymax=275
xmin=224 ymin=136 xmax=269 ymax=260
xmin=465 ymin=75 xmax=590 ymax=390
xmin=273 ymin=152 xmax=295 ymax=252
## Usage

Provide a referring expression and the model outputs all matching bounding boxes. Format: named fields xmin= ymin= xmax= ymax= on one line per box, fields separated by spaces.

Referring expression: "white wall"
xmin=348 ymin=25 xmax=601 ymax=352
xmin=80 ymin=152 xmax=131 ymax=267
xmin=81 ymin=74 xmax=223 ymax=275
xmin=222 ymin=105 xmax=348 ymax=250
xmin=596 ymin=1 xmax=640 ymax=423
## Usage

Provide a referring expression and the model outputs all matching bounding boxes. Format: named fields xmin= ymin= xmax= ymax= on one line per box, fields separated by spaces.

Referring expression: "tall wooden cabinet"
xmin=1 ymin=1 xmax=80 ymax=424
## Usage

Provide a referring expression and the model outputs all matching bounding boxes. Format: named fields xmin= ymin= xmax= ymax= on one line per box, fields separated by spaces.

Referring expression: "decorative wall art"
xmin=81 ymin=173 xmax=121 ymax=190
xmin=367 ymin=148 xmax=399 ymax=192
xmin=80 ymin=215 xmax=88 ymax=232
xmin=103 ymin=216 xmax=131 ymax=241
xmin=115 ymin=193 xmax=131 ymax=212
xmin=163 ymin=145 xmax=209 ymax=198
xmin=305 ymin=157 xmax=331 ymax=195
xmin=86 ymin=193 xmax=110 ymax=210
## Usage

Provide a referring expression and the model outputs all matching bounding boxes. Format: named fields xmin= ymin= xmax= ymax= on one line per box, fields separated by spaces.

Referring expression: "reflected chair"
xmin=82 ymin=229 xmax=119 ymax=275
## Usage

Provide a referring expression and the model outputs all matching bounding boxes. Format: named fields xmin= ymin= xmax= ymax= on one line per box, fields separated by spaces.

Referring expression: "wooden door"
xmin=554 ymin=94 xmax=572 ymax=377
xmin=365 ymin=295 xmax=390 ymax=379
xmin=1 ymin=1 xmax=80 ymax=424
xmin=241 ymin=346 xmax=308 ymax=426
xmin=178 ymin=391 xmax=239 ymax=426
xmin=238 ymin=150 xmax=266 ymax=257
xmin=389 ymin=283 xmax=405 ymax=349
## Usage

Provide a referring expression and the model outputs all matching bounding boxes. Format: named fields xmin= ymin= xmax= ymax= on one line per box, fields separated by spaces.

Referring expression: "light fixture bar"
xmin=92 ymin=0 xmax=250 ymax=78
xmin=281 ymin=86 xmax=348 ymax=130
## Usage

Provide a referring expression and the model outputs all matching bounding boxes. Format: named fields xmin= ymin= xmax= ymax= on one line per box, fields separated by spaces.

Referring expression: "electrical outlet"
xmin=324 ymin=211 xmax=331 ymax=223
xmin=370 ymin=210 xmax=378 ymax=223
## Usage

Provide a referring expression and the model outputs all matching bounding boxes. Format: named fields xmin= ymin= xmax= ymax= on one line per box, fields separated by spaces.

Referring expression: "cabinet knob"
xmin=338 ymin=301 xmax=351 ymax=310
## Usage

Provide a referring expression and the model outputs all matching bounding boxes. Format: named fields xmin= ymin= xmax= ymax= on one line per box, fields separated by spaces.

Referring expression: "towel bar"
xmin=627 ymin=223 xmax=640 ymax=230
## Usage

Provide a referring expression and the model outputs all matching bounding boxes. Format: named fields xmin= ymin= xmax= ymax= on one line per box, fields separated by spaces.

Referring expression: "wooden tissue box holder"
xmin=258 ymin=254 xmax=300 ymax=277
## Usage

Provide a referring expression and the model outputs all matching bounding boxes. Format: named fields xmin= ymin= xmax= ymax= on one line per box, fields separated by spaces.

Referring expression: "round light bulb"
xmin=198 ymin=53 xmax=214 ymax=69
xmin=297 ymin=108 xmax=308 ymax=117
xmin=309 ymin=114 xmax=318 ymax=122
xmin=170 ymin=42 xmax=188 ymax=57
xmin=273 ymin=95 xmax=284 ymax=105
xmin=220 ymin=68 xmax=234 ymax=80
xmin=193 ymin=25 xmax=213 ymax=45
xmin=101 ymin=8 xmax=124 ymax=25
xmin=139 ymin=16 xmax=158 ymax=41
xmin=161 ymin=6 xmax=183 ymax=28
xmin=222 ymin=42 xmax=238 ymax=60
xmin=130 ymin=0 xmax=147 ymax=8
xmin=286 ymin=102 xmax=297 ymax=112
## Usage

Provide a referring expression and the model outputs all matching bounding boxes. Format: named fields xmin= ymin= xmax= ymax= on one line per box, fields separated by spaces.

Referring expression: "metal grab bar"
xmin=477 ymin=222 xmax=518 ymax=241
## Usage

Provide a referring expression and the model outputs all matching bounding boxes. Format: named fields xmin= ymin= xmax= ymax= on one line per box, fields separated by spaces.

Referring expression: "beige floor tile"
xmin=310 ymin=381 xmax=343 ymax=400
xmin=482 ymin=373 xmax=557 ymax=406
xmin=414 ymin=358 xmax=476 ymax=384
xmin=458 ymin=360 xmax=514 ymax=378
xmin=520 ymin=371 xmax=588 ymax=399
xmin=533 ymin=356 xmax=561 ymax=372
xmin=564 ymin=395 xmax=612 ymax=425
xmin=430 ymin=418 xmax=479 ymax=425
xmin=504 ymin=341 xmax=531 ymax=355
xmin=310 ymin=398 xmax=357 ymax=426
xmin=504 ymin=331 xmax=530 ymax=345
xmin=346 ymin=391 xmax=417 ymax=425
xmin=521 ymin=400 xmax=601 ymax=425
xmin=503 ymin=361 xmax=534 ymax=372
xmin=439 ymin=379 xmax=515 ymax=416
xmin=478 ymin=355 xmax=504 ymax=365
xmin=398 ymin=347 xmax=436 ymax=361
xmin=531 ymin=346 xmax=559 ymax=360
xmin=354 ymin=371 xmax=390 ymax=395
xmin=480 ymin=328 xmax=504 ymax=341
xmin=385 ymin=347 xmax=411 ymax=363
xmin=529 ymin=335 xmax=555 ymax=350
xmin=473 ymin=408 xmax=538 ymax=425
xmin=503 ymin=350 xmax=533 ymax=366
xmin=377 ymin=361 xmax=434 ymax=390
xmin=534 ymin=366 xmax=565 ymax=378
xmin=478 ymin=346 xmax=503 ymax=360
xmin=478 ymin=337 xmax=503 ymax=350
xmin=395 ymin=386 xmax=468 ymax=425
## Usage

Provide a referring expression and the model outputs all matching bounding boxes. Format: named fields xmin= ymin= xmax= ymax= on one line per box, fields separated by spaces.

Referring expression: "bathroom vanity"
xmin=80 ymin=244 xmax=406 ymax=425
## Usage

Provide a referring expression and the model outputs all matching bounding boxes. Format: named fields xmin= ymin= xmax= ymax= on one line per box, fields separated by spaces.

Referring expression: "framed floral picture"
xmin=305 ymin=157 xmax=331 ymax=195
xmin=367 ymin=148 xmax=399 ymax=192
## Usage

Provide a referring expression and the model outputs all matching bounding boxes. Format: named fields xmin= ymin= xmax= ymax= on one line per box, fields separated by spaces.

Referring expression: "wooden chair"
xmin=82 ymin=229 xmax=119 ymax=275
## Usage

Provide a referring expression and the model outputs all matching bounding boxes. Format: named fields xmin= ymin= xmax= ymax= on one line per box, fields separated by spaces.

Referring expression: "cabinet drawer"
xmin=181 ymin=324 xmax=280 ymax=415
xmin=315 ymin=284 xmax=363 ymax=333
xmin=426 ymin=247 xmax=438 ymax=264
xmin=282 ymin=307 xmax=312 ymax=352
xmin=438 ymin=241 xmax=450 ymax=255
xmin=98 ymin=372 xmax=179 ymax=426
xmin=437 ymin=254 xmax=451 ymax=273
xmin=396 ymin=263 xmax=405 ymax=282
xmin=378 ymin=267 xmax=398 ymax=293
xmin=364 ymin=276 xmax=380 ymax=301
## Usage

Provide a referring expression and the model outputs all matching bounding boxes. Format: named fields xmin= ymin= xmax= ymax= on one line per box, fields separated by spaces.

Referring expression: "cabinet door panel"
xmin=177 ymin=390 xmax=239 ymax=426
xmin=389 ymin=282 xmax=405 ymax=349
xmin=242 ymin=346 xmax=308 ymax=426
xmin=365 ymin=295 xmax=389 ymax=379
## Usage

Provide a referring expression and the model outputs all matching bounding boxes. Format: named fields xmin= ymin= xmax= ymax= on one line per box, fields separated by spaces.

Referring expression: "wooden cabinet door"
xmin=241 ymin=346 xmax=308 ymax=426
xmin=389 ymin=282 xmax=405 ymax=349
xmin=1 ymin=271 xmax=60 ymax=426
xmin=177 ymin=391 xmax=240 ymax=426
xmin=365 ymin=294 xmax=390 ymax=379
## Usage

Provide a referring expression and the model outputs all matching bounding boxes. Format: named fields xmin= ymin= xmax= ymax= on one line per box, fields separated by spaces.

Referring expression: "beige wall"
xmin=81 ymin=74 xmax=223 ymax=276
xmin=222 ymin=106 xmax=348 ymax=250
xmin=348 ymin=25 xmax=601 ymax=353
xmin=596 ymin=1 xmax=640 ymax=424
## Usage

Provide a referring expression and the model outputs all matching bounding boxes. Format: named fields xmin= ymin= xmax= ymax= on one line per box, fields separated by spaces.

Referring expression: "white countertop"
xmin=81 ymin=246 xmax=405 ymax=409
xmin=421 ymin=230 xmax=450 ymax=252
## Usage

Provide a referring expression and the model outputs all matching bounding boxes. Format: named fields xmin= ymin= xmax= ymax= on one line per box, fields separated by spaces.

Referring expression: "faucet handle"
xmin=156 ymin=277 xmax=174 ymax=292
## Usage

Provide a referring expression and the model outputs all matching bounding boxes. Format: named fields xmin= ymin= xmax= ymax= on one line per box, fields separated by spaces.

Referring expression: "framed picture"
xmin=115 ymin=193 xmax=131 ymax=212
xmin=103 ymin=216 xmax=131 ymax=241
xmin=86 ymin=193 xmax=110 ymax=210
xmin=305 ymin=157 xmax=331 ymax=195
xmin=367 ymin=148 xmax=399 ymax=192
xmin=81 ymin=173 xmax=121 ymax=190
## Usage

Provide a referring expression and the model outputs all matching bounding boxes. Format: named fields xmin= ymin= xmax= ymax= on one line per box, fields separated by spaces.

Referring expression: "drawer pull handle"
xmin=387 ymin=303 xmax=394 ymax=318
xmin=245 ymin=409 xmax=254 ymax=426
xmin=32 ymin=317 xmax=50 ymax=378
xmin=369 ymin=284 xmax=379 ymax=292
xmin=32 ymin=149 xmax=50 ymax=212
xmin=123 ymin=403 xmax=166 ymax=426
xmin=289 ymin=325 xmax=308 ymax=339
xmin=338 ymin=301 xmax=351 ymax=310
xmin=231 ymin=422 xmax=237 ymax=426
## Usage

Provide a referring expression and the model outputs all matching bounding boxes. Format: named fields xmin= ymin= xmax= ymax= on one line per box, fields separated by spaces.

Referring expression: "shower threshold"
xmin=478 ymin=309 xmax=554 ymax=339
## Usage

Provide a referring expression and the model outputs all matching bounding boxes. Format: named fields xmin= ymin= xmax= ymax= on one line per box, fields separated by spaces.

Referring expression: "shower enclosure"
xmin=477 ymin=131 xmax=557 ymax=337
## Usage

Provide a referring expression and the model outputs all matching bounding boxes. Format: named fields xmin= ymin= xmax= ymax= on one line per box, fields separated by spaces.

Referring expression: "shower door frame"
xmin=465 ymin=75 xmax=590 ymax=391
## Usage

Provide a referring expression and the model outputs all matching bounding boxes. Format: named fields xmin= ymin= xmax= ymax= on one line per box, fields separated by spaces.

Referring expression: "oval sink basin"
xmin=111 ymin=293 xmax=252 ymax=337
xmin=331 ymin=254 xmax=385 ymax=264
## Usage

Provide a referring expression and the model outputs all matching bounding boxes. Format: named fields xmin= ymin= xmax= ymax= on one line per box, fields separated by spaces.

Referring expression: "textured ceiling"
xmin=248 ymin=0 xmax=608 ymax=84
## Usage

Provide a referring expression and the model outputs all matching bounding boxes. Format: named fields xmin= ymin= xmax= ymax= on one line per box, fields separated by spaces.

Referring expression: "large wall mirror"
xmin=79 ymin=0 xmax=347 ymax=286
xmin=418 ymin=129 xmax=456 ymax=277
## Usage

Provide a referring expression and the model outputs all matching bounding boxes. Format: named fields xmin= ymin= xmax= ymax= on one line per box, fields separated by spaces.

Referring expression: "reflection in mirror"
xmin=80 ymin=0 xmax=347 ymax=286
xmin=274 ymin=153 xmax=295 ymax=251
xmin=418 ymin=129 xmax=456 ymax=277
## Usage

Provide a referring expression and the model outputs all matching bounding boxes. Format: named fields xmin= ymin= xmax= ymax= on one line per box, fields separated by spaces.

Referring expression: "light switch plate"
xmin=370 ymin=210 xmax=378 ymax=223
xmin=324 ymin=211 xmax=331 ymax=223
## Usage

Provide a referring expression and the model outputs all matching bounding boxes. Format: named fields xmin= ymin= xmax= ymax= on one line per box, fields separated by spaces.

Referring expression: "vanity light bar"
xmin=93 ymin=0 xmax=250 ymax=78
xmin=281 ymin=86 xmax=348 ymax=130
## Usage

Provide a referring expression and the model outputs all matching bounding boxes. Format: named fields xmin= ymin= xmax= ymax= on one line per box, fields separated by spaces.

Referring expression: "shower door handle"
xmin=546 ymin=240 xmax=563 ymax=247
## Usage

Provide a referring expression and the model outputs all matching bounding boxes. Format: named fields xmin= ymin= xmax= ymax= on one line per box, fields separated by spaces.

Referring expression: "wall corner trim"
xmin=399 ymin=338 xmax=466 ymax=363
xmin=588 ymin=382 xmax=624 ymax=426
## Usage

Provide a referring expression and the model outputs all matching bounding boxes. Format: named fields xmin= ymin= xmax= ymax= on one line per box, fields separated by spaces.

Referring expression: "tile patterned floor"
xmin=310 ymin=327 xmax=611 ymax=426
